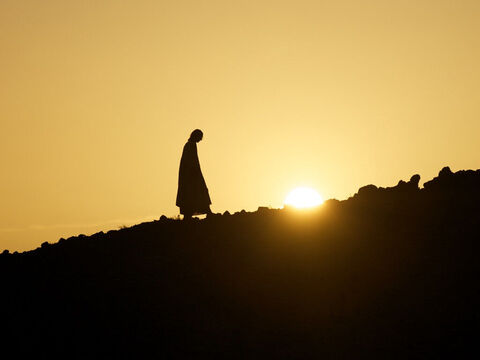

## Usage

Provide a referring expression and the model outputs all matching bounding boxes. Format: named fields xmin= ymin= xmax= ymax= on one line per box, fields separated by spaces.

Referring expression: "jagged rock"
xmin=357 ymin=184 xmax=378 ymax=196
xmin=409 ymin=174 xmax=421 ymax=187
xmin=423 ymin=166 xmax=480 ymax=193
xmin=395 ymin=174 xmax=421 ymax=192
xmin=439 ymin=166 xmax=453 ymax=177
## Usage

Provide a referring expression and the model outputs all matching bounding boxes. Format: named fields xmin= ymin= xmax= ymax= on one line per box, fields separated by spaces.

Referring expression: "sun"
xmin=284 ymin=187 xmax=324 ymax=209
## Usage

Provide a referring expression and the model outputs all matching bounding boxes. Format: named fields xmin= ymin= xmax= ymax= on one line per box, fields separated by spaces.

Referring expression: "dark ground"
xmin=2 ymin=167 xmax=480 ymax=359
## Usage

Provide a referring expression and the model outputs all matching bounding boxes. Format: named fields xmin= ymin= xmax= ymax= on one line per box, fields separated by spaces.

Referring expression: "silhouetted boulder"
xmin=323 ymin=198 xmax=340 ymax=206
xmin=395 ymin=174 xmax=421 ymax=193
xmin=409 ymin=174 xmax=421 ymax=187
xmin=440 ymin=166 xmax=453 ymax=177
xmin=357 ymin=184 xmax=378 ymax=196
xmin=354 ymin=173 xmax=423 ymax=205
xmin=423 ymin=166 xmax=480 ymax=206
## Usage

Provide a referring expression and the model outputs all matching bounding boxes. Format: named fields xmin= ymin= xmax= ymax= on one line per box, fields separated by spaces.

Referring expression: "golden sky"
xmin=1 ymin=0 xmax=479 ymax=252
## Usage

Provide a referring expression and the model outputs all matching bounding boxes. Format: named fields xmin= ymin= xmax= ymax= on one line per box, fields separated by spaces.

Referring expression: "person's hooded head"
xmin=189 ymin=129 xmax=203 ymax=143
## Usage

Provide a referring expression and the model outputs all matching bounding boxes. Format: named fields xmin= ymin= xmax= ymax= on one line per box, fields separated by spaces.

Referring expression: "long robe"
xmin=176 ymin=140 xmax=211 ymax=215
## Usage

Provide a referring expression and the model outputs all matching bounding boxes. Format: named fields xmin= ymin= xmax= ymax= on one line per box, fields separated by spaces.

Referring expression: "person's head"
xmin=189 ymin=129 xmax=203 ymax=143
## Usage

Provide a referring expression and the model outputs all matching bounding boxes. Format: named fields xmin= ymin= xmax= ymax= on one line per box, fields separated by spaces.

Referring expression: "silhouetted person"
xmin=176 ymin=129 xmax=212 ymax=219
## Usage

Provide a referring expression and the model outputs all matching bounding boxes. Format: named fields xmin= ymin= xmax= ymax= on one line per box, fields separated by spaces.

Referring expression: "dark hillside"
xmin=2 ymin=167 xmax=480 ymax=359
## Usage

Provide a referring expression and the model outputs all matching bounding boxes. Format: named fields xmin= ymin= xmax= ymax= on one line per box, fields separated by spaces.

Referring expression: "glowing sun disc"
xmin=284 ymin=187 xmax=324 ymax=209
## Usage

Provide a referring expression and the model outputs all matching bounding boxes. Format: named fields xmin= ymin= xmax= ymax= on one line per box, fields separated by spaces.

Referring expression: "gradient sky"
xmin=1 ymin=0 xmax=479 ymax=252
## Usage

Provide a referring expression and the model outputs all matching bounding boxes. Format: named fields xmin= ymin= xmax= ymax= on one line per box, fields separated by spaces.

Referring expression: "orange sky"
xmin=1 ymin=0 xmax=480 ymax=252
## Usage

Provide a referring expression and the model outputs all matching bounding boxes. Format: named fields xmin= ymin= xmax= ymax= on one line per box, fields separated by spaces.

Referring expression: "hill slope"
xmin=2 ymin=167 xmax=480 ymax=358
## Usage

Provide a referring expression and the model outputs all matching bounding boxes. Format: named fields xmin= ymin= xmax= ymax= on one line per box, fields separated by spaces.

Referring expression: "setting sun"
xmin=284 ymin=187 xmax=324 ymax=209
